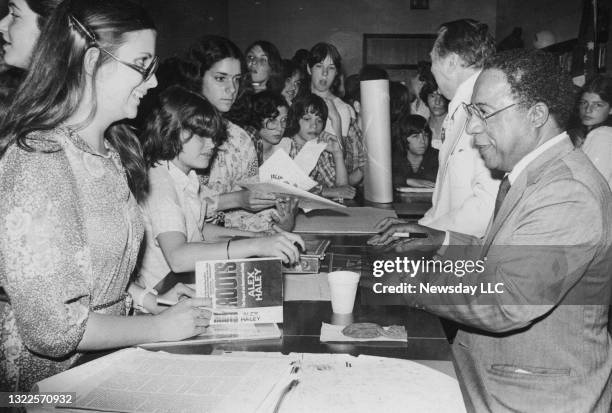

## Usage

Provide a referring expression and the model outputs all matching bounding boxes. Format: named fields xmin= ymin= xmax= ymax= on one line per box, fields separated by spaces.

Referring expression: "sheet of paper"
xmin=36 ymin=348 xmax=292 ymax=413
xmin=294 ymin=207 xmax=396 ymax=233
xmin=259 ymin=149 xmax=318 ymax=191
xmin=319 ymin=322 xmax=407 ymax=342
xmin=239 ymin=181 xmax=345 ymax=211
xmin=221 ymin=352 xmax=466 ymax=413
xmin=284 ymin=273 xmax=331 ymax=301
xmin=292 ymin=140 xmax=328 ymax=174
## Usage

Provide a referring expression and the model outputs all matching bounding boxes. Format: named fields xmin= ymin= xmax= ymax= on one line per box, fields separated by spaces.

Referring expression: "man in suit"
xmin=370 ymin=49 xmax=612 ymax=412
xmin=418 ymin=19 xmax=500 ymax=237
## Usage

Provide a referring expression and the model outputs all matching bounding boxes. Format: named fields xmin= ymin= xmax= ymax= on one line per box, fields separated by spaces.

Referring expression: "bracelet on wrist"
xmin=134 ymin=286 xmax=158 ymax=312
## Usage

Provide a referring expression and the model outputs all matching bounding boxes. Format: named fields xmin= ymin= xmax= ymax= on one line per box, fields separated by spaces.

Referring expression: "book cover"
xmin=196 ymin=257 xmax=283 ymax=324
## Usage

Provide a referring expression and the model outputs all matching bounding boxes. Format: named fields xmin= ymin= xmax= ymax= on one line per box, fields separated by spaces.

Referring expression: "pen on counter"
xmin=392 ymin=232 xmax=428 ymax=238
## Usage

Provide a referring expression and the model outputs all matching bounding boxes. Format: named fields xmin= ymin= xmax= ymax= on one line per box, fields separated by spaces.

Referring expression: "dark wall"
xmin=227 ymin=0 xmax=497 ymax=75
xmin=496 ymin=0 xmax=581 ymax=48
xmin=146 ymin=0 xmax=229 ymax=58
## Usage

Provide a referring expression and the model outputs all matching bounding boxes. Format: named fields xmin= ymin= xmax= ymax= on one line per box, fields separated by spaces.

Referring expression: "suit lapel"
xmin=481 ymin=138 xmax=575 ymax=254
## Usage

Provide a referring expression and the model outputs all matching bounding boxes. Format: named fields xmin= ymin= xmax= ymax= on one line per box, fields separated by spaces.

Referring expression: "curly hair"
xmin=484 ymin=49 xmax=577 ymax=130
xmin=434 ymin=19 xmax=495 ymax=68
xmin=249 ymin=90 xmax=287 ymax=130
xmin=142 ymin=85 xmax=227 ymax=168
xmin=177 ymin=35 xmax=245 ymax=95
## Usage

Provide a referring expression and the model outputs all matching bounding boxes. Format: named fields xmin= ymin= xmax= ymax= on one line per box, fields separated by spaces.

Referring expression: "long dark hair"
xmin=393 ymin=114 xmax=432 ymax=155
xmin=0 ymin=0 xmax=155 ymax=201
xmin=178 ymin=36 xmax=248 ymax=127
xmin=307 ymin=42 xmax=343 ymax=95
xmin=178 ymin=35 xmax=245 ymax=95
xmin=142 ymin=85 xmax=226 ymax=168
xmin=25 ymin=0 xmax=63 ymax=29
xmin=246 ymin=40 xmax=284 ymax=94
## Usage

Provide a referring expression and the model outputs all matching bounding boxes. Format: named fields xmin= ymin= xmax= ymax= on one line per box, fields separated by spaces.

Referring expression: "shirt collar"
xmin=166 ymin=161 xmax=200 ymax=194
xmin=507 ymin=132 xmax=568 ymax=184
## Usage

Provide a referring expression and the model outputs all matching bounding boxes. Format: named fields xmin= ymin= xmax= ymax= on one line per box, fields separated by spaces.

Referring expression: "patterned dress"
xmin=0 ymin=127 xmax=144 ymax=391
xmin=201 ymin=121 xmax=274 ymax=232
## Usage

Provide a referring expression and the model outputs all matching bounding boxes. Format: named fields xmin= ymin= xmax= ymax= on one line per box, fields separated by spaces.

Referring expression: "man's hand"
xmin=368 ymin=222 xmax=445 ymax=253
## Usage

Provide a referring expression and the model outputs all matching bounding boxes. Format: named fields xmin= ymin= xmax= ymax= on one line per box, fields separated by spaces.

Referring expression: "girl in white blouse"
xmin=139 ymin=85 xmax=304 ymax=290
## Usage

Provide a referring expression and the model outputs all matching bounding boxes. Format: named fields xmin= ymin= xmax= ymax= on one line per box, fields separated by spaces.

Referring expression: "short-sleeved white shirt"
xmin=324 ymin=96 xmax=355 ymax=138
xmin=138 ymin=161 xmax=207 ymax=288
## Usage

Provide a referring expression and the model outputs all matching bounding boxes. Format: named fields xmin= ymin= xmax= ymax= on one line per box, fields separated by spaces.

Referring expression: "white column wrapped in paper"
xmin=361 ymin=79 xmax=393 ymax=203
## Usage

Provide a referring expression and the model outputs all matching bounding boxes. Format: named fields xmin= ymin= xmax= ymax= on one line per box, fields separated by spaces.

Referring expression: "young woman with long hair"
xmin=0 ymin=0 xmax=210 ymax=390
xmin=178 ymin=36 xmax=284 ymax=226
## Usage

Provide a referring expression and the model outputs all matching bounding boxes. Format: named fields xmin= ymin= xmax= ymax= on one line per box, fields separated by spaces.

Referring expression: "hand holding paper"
xmin=259 ymin=149 xmax=319 ymax=191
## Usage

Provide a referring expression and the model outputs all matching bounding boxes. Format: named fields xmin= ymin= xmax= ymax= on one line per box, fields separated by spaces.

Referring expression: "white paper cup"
xmin=327 ymin=271 xmax=360 ymax=314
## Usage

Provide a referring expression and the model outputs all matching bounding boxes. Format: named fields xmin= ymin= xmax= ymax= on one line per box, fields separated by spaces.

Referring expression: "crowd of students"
xmin=0 ymin=0 xmax=611 ymax=397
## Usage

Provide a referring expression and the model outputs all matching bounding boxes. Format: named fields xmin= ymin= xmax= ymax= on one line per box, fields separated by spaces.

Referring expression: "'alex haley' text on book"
xmin=195 ymin=257 xmax=283 ymax=324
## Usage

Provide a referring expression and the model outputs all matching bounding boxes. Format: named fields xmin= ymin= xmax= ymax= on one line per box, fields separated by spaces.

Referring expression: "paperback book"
xmin=195 ymin=257 xmax=283 ymax=324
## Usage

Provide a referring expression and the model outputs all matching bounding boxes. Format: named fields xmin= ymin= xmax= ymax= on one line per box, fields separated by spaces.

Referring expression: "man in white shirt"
xmin=370 ymin=49 xmax=612 ymax=413
xmin=418 ymin=19 xmax=500 ymax=237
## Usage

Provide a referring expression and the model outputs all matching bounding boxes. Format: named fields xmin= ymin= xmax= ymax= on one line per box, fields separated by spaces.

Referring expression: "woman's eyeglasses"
xmin=99 ymin=48 xmax=159 ymax=83
xmin=247 ymin=55 xmax=269 ymax=67
xmin=69 ymin=14 xmax=158 ymax=83
xmin=265 ymin=117 xmax=287 ymax=130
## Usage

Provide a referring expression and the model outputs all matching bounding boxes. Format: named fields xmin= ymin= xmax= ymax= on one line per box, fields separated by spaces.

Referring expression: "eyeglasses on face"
xmin=265 ymin=116 xmax=287 ymax=130
xmin=69 ymin=14 xmax=158 ymax=83
xmin=99 ymin=47 xmax=159 ymax=83
xmin=246 ymin=55 xmax=269 ymax=67
xmin=462 ymin=102 xmax=518 ymax=126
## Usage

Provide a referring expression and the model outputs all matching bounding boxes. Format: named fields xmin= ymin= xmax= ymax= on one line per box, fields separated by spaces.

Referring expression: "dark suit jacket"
xmin=406 ymin=135 xmax=612 ymax=412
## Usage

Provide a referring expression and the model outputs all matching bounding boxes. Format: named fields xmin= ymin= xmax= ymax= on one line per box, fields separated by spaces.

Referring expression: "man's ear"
xmin=353 ymin=101 xmax=361 ymax=115
xmin=83 ymin=47 xmax=100 ymax=76
xmin=529 ymin=102 xmax=550 ymax=128
xmin=306 ymin=65 xmax=311 ymax=76
xmin=446 ymin=52 xmax=460 ymax=71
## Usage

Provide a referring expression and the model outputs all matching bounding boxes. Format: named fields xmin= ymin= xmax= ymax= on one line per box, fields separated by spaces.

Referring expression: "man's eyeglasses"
xmin=265 ymin=116 xmax=287 ymax=130
xmin=462 ymin=102 xmax=518 ymax=126
xmin=247 ymin=55 xmax=269 ymax=67
xmin=99 ymin=48 xmax=159 ymax=83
